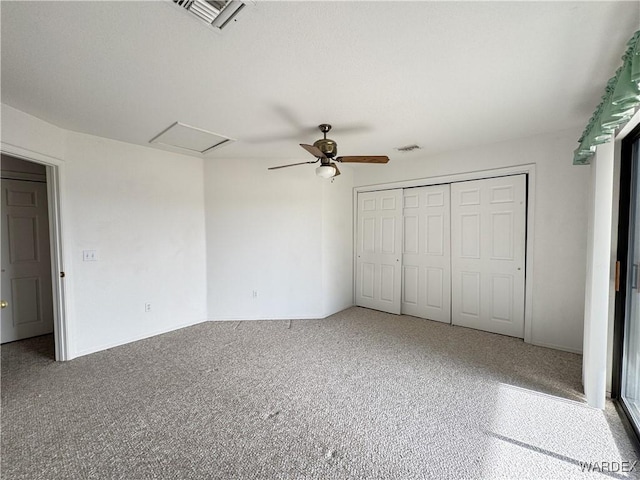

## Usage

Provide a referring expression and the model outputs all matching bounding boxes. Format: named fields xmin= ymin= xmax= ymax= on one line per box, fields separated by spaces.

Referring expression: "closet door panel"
xmin=401 ymin=185 xmax=451 ymax=323
xmin=356 ymin=189 xmax=402 ymax=314
xmin=451 ymin=175 xmax=526 ymax=338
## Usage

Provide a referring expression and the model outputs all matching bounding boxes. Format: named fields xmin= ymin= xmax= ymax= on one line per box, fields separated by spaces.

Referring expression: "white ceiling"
xmin=2 ymin=1 xmax=639 ymax=161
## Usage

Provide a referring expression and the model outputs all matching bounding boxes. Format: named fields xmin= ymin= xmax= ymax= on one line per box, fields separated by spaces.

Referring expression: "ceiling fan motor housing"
xmin=313 ymin=138 xmax=337 ymax=158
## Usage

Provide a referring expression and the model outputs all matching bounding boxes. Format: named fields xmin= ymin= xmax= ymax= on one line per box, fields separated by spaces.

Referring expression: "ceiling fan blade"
xmin=268 ymin=160 xmax=318 ymax=170
xmin=332 ymin=163 xmax=341 ymax=177
xmin=336 ymin=156 xmax=389 ymax=164
xmin=300 ymin=144 xmax=327 ymax=159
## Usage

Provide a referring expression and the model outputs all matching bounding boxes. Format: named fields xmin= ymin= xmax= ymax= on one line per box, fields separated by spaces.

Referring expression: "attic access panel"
xmin=149 ymin=122 xmax=234 ymax=154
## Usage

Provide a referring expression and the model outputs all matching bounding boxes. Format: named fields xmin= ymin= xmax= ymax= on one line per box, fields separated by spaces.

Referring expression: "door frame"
xmin=1 ymin=142 xmax=70 ymax=361
xmin=611 ymin=122 xmax=640 ymax=445
xmin=353 ymin=163 xmax=536 ymax=344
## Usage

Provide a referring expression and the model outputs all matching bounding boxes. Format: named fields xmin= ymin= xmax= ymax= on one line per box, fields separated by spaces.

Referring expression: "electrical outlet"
xmin=144 ymin=303 xmax=152 ymax=313
xmin=82 ymin=250 xmax=98 ymax=262
xmin=252 ymin=290 xmax=258 ymax=299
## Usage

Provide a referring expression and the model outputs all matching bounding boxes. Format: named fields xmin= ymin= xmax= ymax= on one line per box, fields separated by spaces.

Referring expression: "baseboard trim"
xmin=530 ymin=340 xmax=583 ymax=355
xmin=208 ymin=305 xmax=356 ymax=322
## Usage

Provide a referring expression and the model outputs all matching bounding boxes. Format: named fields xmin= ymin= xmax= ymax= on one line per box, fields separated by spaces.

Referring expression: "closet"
xmin=355 ymin=174 xmax=527 ymax=338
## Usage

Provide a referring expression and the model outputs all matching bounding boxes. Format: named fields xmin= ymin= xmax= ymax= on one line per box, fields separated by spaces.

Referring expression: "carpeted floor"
xmin=2 ymin=307 xmax=639 ymax=479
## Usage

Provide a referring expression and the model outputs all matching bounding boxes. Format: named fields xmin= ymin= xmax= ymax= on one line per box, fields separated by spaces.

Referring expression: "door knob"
xmin=0 ymin=300 xmax=8 ymax=309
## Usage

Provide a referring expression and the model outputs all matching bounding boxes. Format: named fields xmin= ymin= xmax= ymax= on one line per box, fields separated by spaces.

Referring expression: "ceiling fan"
xmin=268 ymin=124 xmax=389 ymax=178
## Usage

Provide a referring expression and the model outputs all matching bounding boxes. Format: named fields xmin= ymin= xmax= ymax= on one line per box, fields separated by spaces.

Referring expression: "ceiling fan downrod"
xmin=319 ymin=123 xmax=332 ymax=139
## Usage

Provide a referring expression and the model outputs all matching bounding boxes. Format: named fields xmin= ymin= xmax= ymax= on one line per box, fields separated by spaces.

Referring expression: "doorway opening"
xmin=0 ymin=151 xmax=68 ymax=361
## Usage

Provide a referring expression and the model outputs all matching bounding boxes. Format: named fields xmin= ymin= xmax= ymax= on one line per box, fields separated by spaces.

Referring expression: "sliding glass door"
xmin=620 ymin=135 xmax=640 ymax=436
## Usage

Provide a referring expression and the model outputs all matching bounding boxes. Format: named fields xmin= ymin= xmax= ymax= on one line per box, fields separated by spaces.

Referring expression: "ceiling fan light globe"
xmin=316 ymin=165 xmax=336 ymax=178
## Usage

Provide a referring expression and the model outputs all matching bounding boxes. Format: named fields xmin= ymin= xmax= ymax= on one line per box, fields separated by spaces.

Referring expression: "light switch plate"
xmin=83 ymin=250 xmax=98 ymax=262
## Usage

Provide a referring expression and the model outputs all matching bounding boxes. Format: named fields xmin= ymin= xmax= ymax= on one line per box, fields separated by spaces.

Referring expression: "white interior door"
xmin=1 ymin=179 xmax=54 ymax=343
xmin=450 ymin=175 xmax=526 ymax=337
xmin=356 ymin=189 xmax=403 ymax=314
xmin=402 ymin=185 xmax=451 ymax=323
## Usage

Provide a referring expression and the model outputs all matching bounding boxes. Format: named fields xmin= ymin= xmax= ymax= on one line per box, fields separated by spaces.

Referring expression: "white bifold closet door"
xmin=355 ymin=189 xmax=403 ymax=314
xmin=450 ymin=175 xmax=526 ymax=338
xmin=401 ymin=185 xmax=451 ymax=323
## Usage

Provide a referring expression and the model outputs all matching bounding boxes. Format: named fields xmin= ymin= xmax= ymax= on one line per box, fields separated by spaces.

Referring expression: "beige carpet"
xmin=2 ymin=307 xmax=639 ymax=479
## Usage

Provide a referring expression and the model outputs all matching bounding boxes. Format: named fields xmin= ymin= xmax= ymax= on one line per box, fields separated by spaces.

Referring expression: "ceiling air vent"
xmin=173 ymin=0 xmax=245 ymax=30
xmin=395 ymin=144 xmax=422 ymax=152
xmin=150 ymin=122 xmax=235 ymax=155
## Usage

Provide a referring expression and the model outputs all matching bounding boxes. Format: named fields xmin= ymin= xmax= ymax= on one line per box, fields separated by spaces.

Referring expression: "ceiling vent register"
xmin=173 ymin=0 xmax=245 ymax=30
xmin=395 ymin=144 xmax=422 ymax=152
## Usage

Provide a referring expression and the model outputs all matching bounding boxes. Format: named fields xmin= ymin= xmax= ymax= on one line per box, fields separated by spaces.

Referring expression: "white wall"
xmin=64 ymin=132 xmax=207 ymax=356
xmin=1 ymin=105 xmax=67 ymax=160
xmin=321 ymin=168 xmax=355 ymax=316
xmin=1 ymin=104 xmax=208 ymax=358
xmin=203 ymin=159 xmax=354 ymax=320
xmin=353 ymin=129 xmax=590 ymax=353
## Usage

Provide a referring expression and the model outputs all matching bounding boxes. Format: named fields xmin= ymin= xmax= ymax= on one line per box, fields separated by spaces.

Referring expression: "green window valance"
xmin=574 ymin=30 xmax=640 ymax=165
